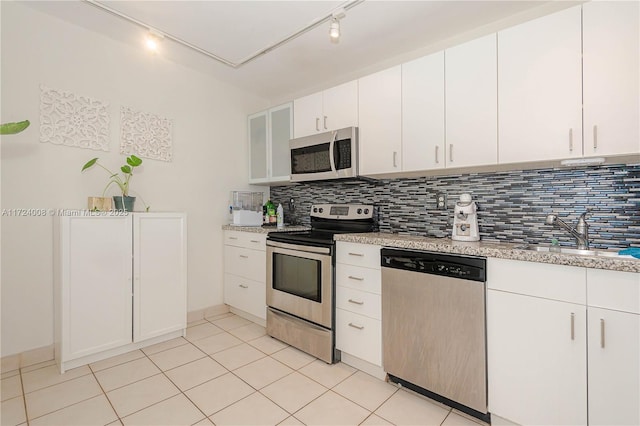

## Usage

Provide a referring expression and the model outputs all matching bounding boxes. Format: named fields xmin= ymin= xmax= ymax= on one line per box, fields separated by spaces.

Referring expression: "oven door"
xmin=266 ymin=240 xmax=333 ymax=329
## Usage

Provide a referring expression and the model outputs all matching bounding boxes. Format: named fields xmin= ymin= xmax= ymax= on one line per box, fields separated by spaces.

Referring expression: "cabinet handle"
xmin=600 ymin=318 xmax=605 ymax=348
xmin=229 ymin=237 xmax=238 ymax=240
xmin=316 ymin=117 xmax=320 ymax=131
xmin=239 ymin=284 xmax=248 ymax=289
xmin=435 ymin=146 xmax=439 ymax=164
xmin=348 ymin=275 xmax=364 ymax=281
xmin=250 ymin=240 xmax=260 ymax=243
xmin=570 ymin=312 xmax=575 ymax=340
xmin=348 ymin=299 xmax=364 ymax=305
xmin=569 ymin=128 xmax=573 ymax=152
xmin=593 ymin=125 xmax=598 ymax=150
xmin=348 ymin=322 xmax=364 ymax=330
xmin=393 ymin=151 xmax=398 ymax=168
xmin=348 ymin=252 xmax=364 ymax=257
xmin=323 ymin=116 xmax=328 ymax=130
xmin=239 ymin=255 xmax=249 ymax=259
xmin=449 ymin=144 xmax=453 ymax=162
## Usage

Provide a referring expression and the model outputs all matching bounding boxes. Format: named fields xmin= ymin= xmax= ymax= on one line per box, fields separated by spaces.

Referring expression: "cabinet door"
xmin=588 ymin=307 xmax=640 ymax=426
xmin=269 ymin=103 xmax=293 ymax=181
xmin=249 ymin=111 xmax=268 ymax=182
xmin=498 ymin=6 xmax=582 ymax=163
xmin=293 ymin=91 xmax=323 ymax=138
xmin=402 ymin=51 xmax=445 ymax=171
xmin=60 ymin=215 xmax=133 ymax=360
xmin=133 ymin=213 xmax=187 ymax=342
xmin=322 ymin=80 xmax=358 ymax=132
xmin=445 ymin=34 xmax=497 ymax=168
xmin=583 ymin=1 xmax=640 ymax=157
xmin=487 ymin=290 xmax=587 ymax=425
xmin=358 ymin=66 xmax=402 ymax=175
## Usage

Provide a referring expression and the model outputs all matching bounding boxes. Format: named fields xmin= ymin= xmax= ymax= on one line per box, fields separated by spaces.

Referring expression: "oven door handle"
xmin=267 ymin=240 xmax=331 ymax=255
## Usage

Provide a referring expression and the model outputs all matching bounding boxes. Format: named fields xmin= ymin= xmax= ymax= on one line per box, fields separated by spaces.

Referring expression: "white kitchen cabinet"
xmin=54 ymin=213 xmax=187 ymax=373
xmin=402 ymin=51 xmax=445 ymax=171
xmin=498 ymin=6 xmax=582 ymax=164
xmin=583 ymin=1 xmax=640 ymax=158
xmin=445 ymin=34 xmax=498 ymax=168
xmin=586 ymin=269 xmax=640 ymax=426
xmin=223 ymin=230 xmax=267 ymax=321
xmin=358 ymin=66 xmax=402 ymax=175
xmin=133 ymin=213 xmax=188 ymax=342
xmin=248 ymin=102 xmax=293 ymax=184
xmin=293 ymin=80 xmax=358 ymax=138
xmin=335 ymin=242 xmax=382 ymax=369
xmin=487 ymin=258 xmax=587 ymax=425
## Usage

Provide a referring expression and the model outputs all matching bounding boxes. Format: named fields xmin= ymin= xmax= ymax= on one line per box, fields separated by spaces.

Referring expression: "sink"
xmin=515 ymin=245 xmax=629 ymax=258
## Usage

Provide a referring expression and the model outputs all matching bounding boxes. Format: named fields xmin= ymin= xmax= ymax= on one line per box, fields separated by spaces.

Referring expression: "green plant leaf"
xmin=121 ymin=165 xmax=132 ymax=174
xmin=127 ymin=155 xmax=142 ymax=167
xmin=82 ymin=158 xmax=99 ymax=171
xmin=0 ymin=120 xmax=30 ymax=135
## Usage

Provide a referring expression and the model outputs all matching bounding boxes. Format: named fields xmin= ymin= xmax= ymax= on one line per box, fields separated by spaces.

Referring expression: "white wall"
xmin=0 ymin=2 xmax=269 ymax=357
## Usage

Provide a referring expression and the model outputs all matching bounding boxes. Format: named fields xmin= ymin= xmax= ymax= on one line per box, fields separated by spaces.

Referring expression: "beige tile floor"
xmin=1 ymin=313 xmax=487 ymax=426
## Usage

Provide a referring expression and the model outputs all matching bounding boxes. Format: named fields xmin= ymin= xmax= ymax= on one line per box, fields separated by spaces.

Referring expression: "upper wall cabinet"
xmin=583 ymin=1 xmax=639 ymax=158
xmin=358 ymin=66 xmax=402 ymax=175
xmin=293 ymin=80 xmax=358 ymax=138
xmin=445 ymin=34 xmax=498 ymax=168
xmin=249 ymin=102 xmax=293 ymax=184
xmin=402 ymin=52 xmax=445 ymax=172
xmin=498 ymin=6 xmax=582 ymax=164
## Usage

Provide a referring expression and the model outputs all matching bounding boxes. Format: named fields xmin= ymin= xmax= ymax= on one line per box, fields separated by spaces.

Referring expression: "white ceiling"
xmin=24 ymin=0 xmax=578 ymax=102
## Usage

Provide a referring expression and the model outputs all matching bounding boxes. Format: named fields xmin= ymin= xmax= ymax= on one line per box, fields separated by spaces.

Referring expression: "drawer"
xmin=336 ymin=309 xmax=381 ymax=366
xmin=336 ymin=286 xmax=381 ymax=320
xmin=223 ymin=274 xmax=266 ymax=320
xmin=336 ymin=263 xmax=381 ymax=294
xmin=487 ymin=258 xmax=586 ymax=304
xmin=224 ymin=245 xmax=266 ymax=283
xmin=336 ymin=242 xmax=381 ymax=269
xmin=224 ymin=230 xmax=266 ymax=251
xmin=587 ymin=269 xmax=640 ymax=314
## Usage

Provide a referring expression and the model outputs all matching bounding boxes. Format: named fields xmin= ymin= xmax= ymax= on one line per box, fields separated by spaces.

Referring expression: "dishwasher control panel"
xmin=381 ymin=249 xmax=486 ymax=282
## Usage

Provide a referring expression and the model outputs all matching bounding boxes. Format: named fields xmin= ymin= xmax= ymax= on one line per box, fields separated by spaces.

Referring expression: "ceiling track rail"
xmin=83 ymin=0 xmax=365 ymax=69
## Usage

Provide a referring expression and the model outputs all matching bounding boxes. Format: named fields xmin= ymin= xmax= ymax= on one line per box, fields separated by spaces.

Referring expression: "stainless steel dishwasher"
xmin=381 ymin=248 xmax=489 ymax=422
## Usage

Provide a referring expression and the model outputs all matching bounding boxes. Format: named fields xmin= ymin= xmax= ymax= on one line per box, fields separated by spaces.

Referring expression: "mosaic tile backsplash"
xmin=270 ymin=164 xmax=640 ymax=250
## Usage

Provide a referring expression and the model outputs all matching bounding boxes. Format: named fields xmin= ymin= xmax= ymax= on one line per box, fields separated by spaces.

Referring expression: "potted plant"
xmin=81 ymin=155 xmax=143 ymax=212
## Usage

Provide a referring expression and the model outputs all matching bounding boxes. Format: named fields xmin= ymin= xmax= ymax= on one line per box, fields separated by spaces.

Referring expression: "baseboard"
xmin=339 ymin=352 xmax=386 ymax=380
xmin=229 ymin=307 xmax=266 ymax=327
xmin=1 ymin=344 xmax=54 ymax=372
xmin=186 ymin=304 xmax=230 ymax=324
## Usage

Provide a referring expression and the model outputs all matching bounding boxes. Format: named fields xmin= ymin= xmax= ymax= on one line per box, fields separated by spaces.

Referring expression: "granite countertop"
xmin=222 ymin=224 xmax=310 ymax=234
xmin=334 ymin=232 xmax=640 ymax=273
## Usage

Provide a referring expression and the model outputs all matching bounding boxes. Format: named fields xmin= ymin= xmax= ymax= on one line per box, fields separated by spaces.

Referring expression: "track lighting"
xmin=144 ymin=30 xmax=164 ymax=52
xmin=329 ymin=18 xmax=340 ymax=41
xmin=329 ymin=8 xmax=346 ymax=43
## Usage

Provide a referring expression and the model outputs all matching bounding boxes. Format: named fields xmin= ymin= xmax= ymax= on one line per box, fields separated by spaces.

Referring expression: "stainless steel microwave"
xmin=289 ymin=127 xmax=358 ymax=182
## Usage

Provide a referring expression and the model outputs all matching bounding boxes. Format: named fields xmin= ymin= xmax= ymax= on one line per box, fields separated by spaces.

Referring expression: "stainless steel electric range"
xmin=266 ymin=204 xmax=376 ymax=363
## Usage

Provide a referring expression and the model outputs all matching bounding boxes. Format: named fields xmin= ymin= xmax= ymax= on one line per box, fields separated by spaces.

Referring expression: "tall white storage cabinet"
xmin=54 ymin=212 xmax=187 ymax=373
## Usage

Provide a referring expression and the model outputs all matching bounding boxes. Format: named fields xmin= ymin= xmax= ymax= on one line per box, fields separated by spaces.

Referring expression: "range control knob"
xmin=313 ymin=207 xmax=318 ymax=213
xmin=364 ymin=208 xmax=370 ymax=214
xmin=319 ymin=208 xmax=324 ymax=213
xmin=357 ymin=208 xmax=363 ymax=214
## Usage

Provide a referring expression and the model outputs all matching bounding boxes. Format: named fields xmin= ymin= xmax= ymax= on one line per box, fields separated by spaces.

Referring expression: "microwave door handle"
xmin=329 ymin=131 xmax=337 ymax=174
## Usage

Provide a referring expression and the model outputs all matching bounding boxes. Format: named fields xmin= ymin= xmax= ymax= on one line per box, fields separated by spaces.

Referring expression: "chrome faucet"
xmin=545 ymin=211 xmax=590 ymax=250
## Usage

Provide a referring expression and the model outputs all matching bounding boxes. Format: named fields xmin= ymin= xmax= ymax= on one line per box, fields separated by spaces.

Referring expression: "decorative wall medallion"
xmin=39 ymin=85 xmax=110 ymax=151
xmin=120 ymin=106 xmax=173 ymax=162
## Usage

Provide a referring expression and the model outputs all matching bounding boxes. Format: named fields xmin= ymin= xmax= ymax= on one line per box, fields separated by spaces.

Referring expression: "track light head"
xmin=329 ymin=18 xmax=340 ymax=42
